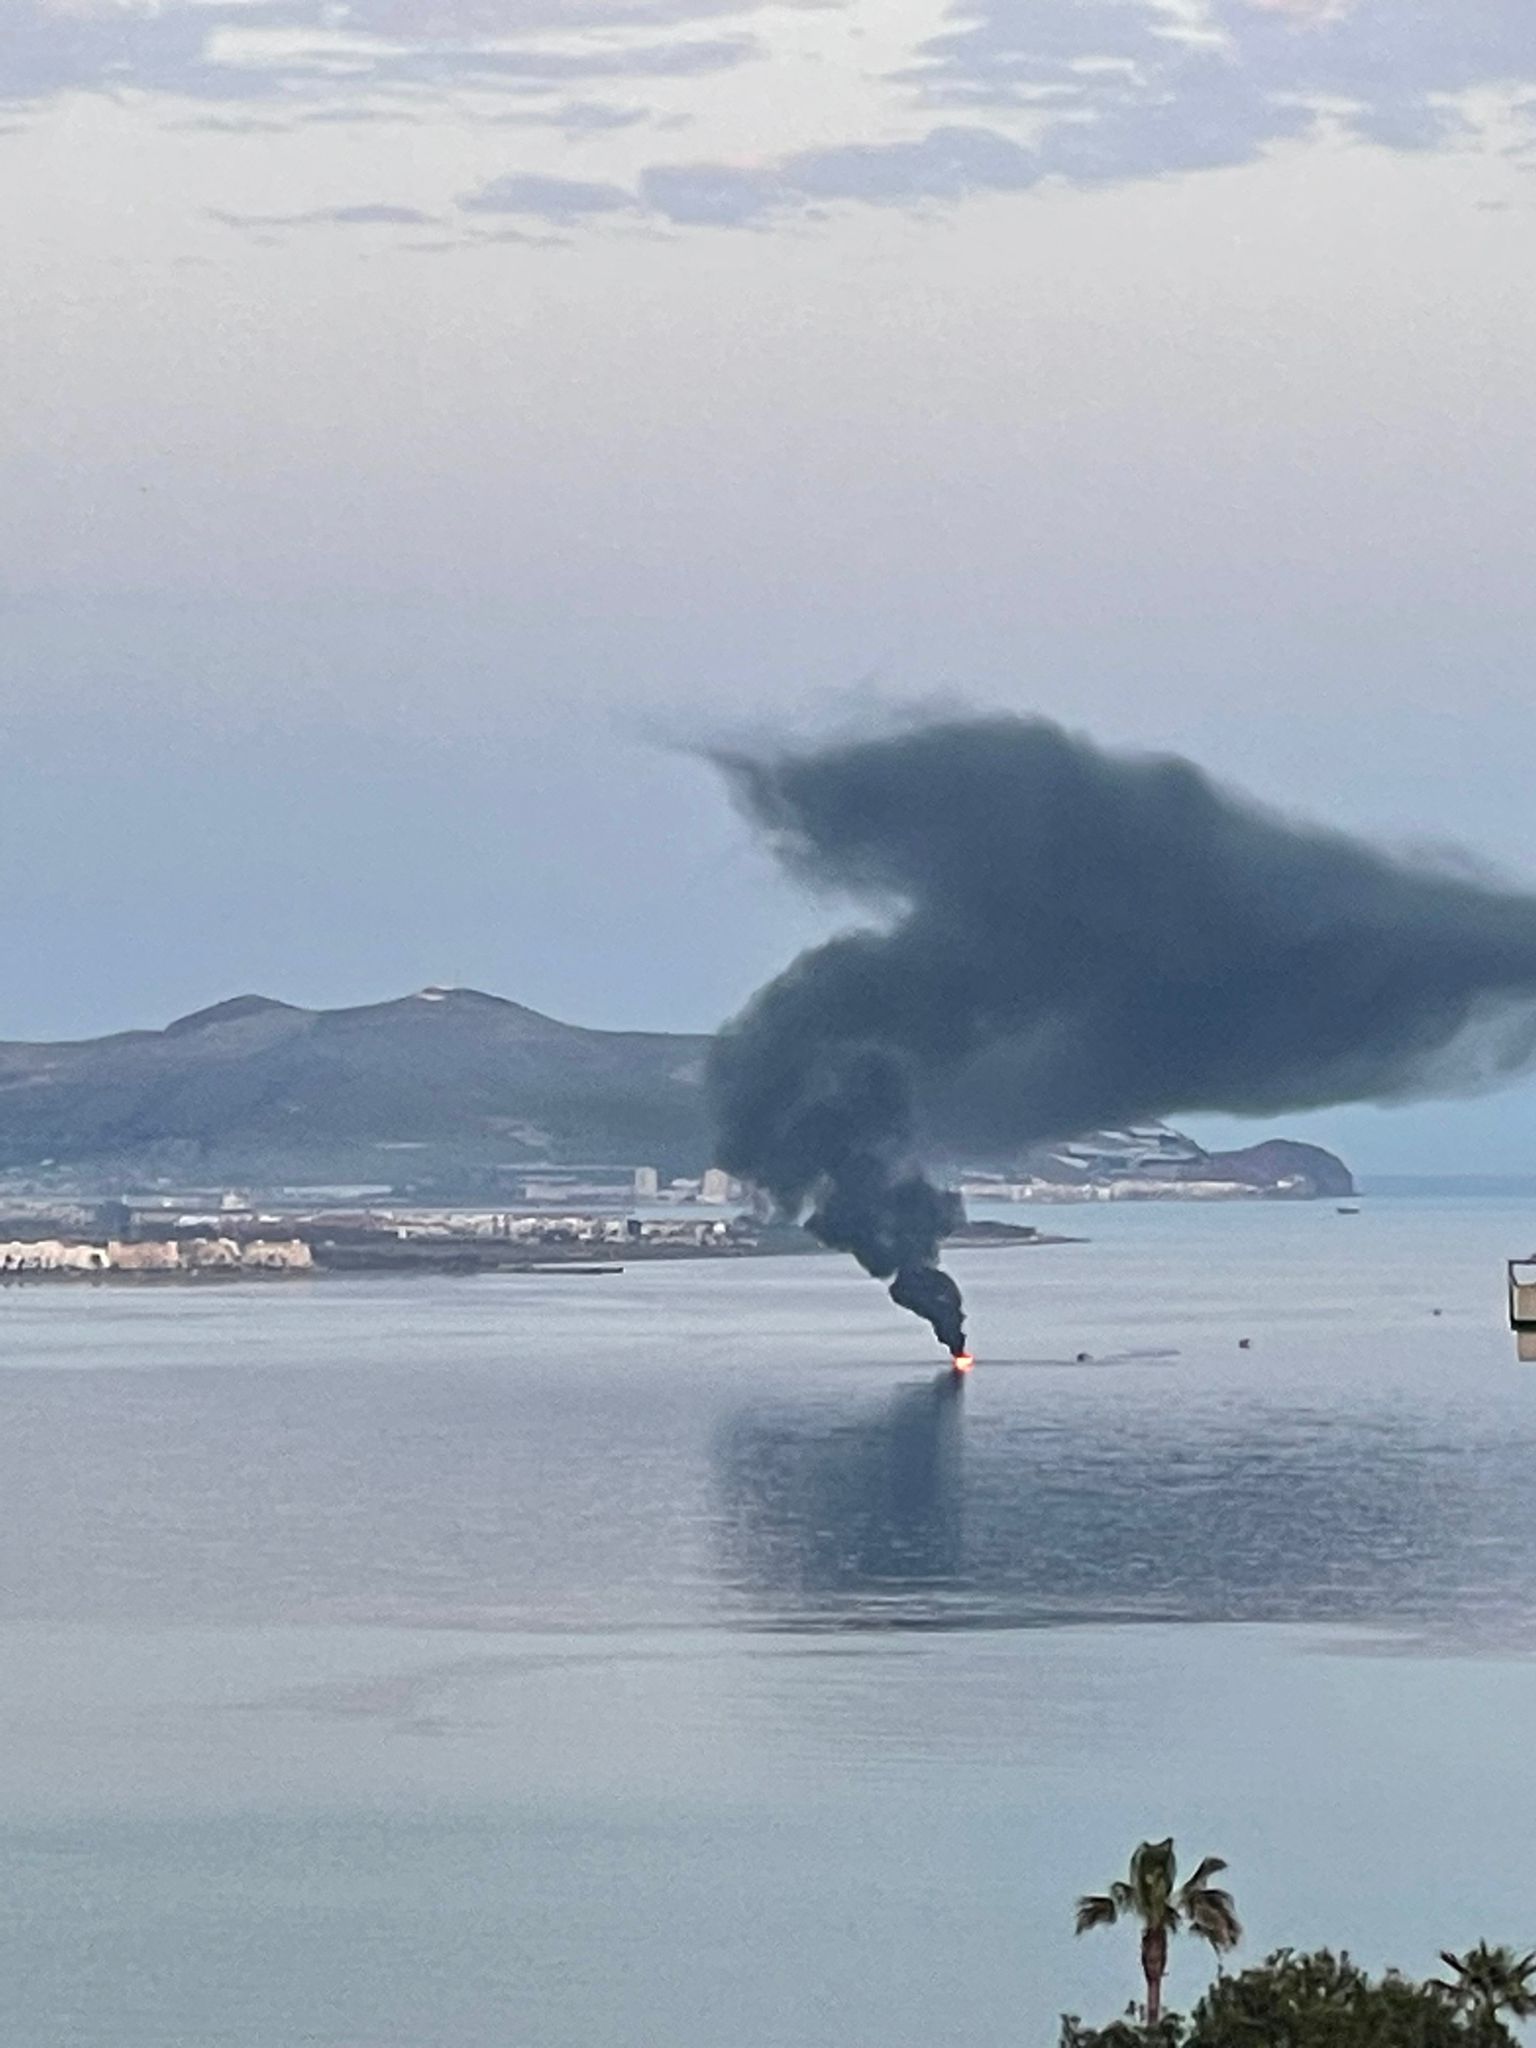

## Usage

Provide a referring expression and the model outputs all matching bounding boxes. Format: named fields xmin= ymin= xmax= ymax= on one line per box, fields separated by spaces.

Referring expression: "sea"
xmin=4 ymin=1194 xmax=1536 ymax=2048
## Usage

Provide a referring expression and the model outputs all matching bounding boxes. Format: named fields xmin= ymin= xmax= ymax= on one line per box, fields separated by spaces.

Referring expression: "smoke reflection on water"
xmin=10 ymin=1260 xmax=1536 ymax=1648
xmin=709 ymin=1365 xmax=1536 ymax=1643
xmin=714 ymin=1374 xmax=968 ymax=1620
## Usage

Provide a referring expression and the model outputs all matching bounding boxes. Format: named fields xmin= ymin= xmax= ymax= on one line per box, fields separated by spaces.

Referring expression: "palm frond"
xmin=1180 ymin=1856 xmax=1228 ymax=1896
xmin=1076 ymin=1893 xmax=1120 ymax=1936
xmin=1436 ymin=1941 xmax=1536 ymax=2015
xmin=1184 ymin=1886 xmax=1242 ymax=1953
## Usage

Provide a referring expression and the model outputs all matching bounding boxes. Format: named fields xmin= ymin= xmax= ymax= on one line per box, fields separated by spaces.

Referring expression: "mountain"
xmin=1197 ymin=1137 xmax=1355 ymax=1198
xmin=0 ymin=989 xmax=1354 ymax=1198
xmin=1001 ymin=1125 xmax=1355 ymax=1197
xmin=0 ymin=988 xmax=712 ymax=1188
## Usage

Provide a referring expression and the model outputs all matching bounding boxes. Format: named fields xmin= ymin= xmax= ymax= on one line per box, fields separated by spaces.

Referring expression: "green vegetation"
xmin=1063 ymin=1948 xmax=1527 ymax=2045
xmin=1075 ymin=1839 xmax=1242 ymax=2025
xmin=1066 ymin=1847 xmax=1532 ymax=2045
xmin=1437 ymin=1944 xmax=1536 ymax=2030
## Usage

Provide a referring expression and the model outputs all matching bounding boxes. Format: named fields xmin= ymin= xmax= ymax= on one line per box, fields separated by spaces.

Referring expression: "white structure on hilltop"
xmin=1046 ymin=1126 xmax=1205 ymax=1179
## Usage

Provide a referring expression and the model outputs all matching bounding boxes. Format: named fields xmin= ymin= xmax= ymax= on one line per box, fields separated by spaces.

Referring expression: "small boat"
xmin=1336 ymin=1205 xmax=1360 ymax=1215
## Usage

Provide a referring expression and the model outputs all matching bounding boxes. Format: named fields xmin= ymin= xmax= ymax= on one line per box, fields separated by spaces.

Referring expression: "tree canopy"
xmin=1061 ymin=1948 xmax=1520 ymax=2048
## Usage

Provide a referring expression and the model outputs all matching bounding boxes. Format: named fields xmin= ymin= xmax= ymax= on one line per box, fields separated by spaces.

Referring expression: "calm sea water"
xmin=4 ymin=1197 xmax=1536 ymax=2047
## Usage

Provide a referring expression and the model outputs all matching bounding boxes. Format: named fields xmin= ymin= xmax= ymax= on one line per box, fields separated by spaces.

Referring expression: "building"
xmin=240 ymin=1239 xmax=315 ymax=1270
xmin=0 ymin=1237 xmax=316 ymax=1276
xmin=105 ymin=1240 xmax=183 ymax=1272
xmin=0 ymin=1240 xmax=109 ymax=1272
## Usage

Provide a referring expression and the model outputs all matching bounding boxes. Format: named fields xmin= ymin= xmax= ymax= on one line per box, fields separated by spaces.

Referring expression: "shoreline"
xmin=0 ymin=1226 xmax=1084 ymax=1285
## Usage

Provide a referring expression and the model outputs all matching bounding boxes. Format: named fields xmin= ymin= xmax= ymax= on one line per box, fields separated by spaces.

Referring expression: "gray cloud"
xmin=352 ymin=34 xmax=757 ymax=88
xmin=467 ymin=223 xmax=575 ymax=244
xmin=482 ymin=98 xmax=657 ymax=134
xmin=635 ymin=159 xmax=778 ymax=226
xmin=460 ymin=123 xmax=1045 ymax=229
xmin=1347 ymin=98 xmax=1475 ymax=153
xmin=636 ymin=123 xmax=1040 ymax=224
xmin=210 ymin=202 xmax=440 ymax=229
xmin=908 ymin=0 xmax=1536 ymax=174
xmin=331 ymin=0 xmax=807 ymax=30
xmin=783 ymin=123 xmax=1040 ymax=203
xmin=460 ymin=171 xmax=637 ymax=220
xmin=0 ymin=1 xmax=761 ymax=110
xmin=15 ymin=0 xmax=1532 ymax=247
xmin=454 ymin=0 xmax=1536 ymax=241
xmin=298 ymin=107 xmax=425 ymax=127
xmin=168 ymin=114 xmax=295 ymax=134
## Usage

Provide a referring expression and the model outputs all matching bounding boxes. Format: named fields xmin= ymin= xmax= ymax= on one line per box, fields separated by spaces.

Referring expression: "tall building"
xmin=633 ymin=1166 xmax=659 ymax=1200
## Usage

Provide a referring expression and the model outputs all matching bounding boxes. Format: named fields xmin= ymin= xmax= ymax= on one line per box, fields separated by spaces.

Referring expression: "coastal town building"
xmin=0 ymin=1237 xmax=313 ymax=1276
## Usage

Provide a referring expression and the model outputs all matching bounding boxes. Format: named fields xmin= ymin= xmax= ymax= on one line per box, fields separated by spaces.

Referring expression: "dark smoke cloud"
xmin=708 ymin=715 xmax=1536 ymax=1348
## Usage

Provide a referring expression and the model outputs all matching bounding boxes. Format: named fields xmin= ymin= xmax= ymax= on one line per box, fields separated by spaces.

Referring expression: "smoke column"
xmin=708 ymin=715 xmax=1536 ymax=1349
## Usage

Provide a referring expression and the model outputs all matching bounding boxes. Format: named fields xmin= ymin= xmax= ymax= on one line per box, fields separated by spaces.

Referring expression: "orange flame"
xmin=950 ymin=1351 xmax=974 ymax=1374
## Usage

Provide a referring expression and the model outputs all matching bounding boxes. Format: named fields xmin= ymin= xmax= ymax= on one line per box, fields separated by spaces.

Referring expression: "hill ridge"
xmin=0 ymin=988 xmax=1352 ymax=1199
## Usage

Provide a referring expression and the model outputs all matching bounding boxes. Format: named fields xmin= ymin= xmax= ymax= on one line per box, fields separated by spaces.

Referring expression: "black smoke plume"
xmin=708 ymin=715 xmax=1536 ymax=1349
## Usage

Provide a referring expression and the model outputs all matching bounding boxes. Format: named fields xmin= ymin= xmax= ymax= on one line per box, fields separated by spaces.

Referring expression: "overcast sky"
xmin=5 ymin=0 xmax=1536 ymax=1171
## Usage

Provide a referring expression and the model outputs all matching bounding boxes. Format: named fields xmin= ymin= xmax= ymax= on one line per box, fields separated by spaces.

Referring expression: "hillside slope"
xmin=0 ymin=988 xmax=1353 ymax=1196
xmin=0 ymin=988 xmax=712 ymax=1185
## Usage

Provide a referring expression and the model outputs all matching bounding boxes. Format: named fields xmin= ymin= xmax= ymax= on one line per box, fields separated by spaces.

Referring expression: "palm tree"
xmin=1436 ymin=1942 xmax=1536 ymax=2030
xmin=1075 ymin=1837 xmax=1241 ymax=2025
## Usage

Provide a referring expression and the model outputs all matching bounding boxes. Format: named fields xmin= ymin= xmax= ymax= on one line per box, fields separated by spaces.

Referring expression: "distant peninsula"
xmin=0 ymin=987 xmax=1352 ymax=1200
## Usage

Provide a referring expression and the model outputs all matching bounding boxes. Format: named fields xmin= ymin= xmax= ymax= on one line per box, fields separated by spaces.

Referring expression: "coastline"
xmin=0 ymin=1222 xmax=1084 ymax=1285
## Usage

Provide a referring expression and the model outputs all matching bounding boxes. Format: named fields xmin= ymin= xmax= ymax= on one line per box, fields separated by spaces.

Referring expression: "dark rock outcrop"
xmin=1198 ymin=1138 xmax=1355 ymax=1198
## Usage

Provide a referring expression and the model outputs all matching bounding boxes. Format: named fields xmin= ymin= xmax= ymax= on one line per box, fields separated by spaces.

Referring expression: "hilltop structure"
xmin=955 ymin=1124 xmax=1354 ymax=1201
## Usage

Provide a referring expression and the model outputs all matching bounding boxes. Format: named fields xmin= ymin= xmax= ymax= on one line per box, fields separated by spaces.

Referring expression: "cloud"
xmin=210 ymin=201 xmax=440 ymax=229
xmin=168 ymin=113 xmax=295 ymax=133
xmin=328 ymin=0 xmax=809 ymax=30
xmin=1243 ymin=0 xmax=1353 ymax=16
xmin=529 ymin=0 xmax=1535 ymax=238
xmin=298 ymin=107 xmax=424 ymax=127
xmin=460 ymin=170 xmax=636 ymax=220
xmin=461 ymin=124 xmax=1041 ymax=229
xmin=635 ymin=123 xmax=1041 ymax=224
xmin=0 ymin=0 xmax=764 ymax=110
xmin=481 ymin=98 xmax=656 ymax=134
xmin=634 ymin=159 xmax=778 ymax=226
xmin=1348 ymin=98 xmax=1475 ymax=153
xmin=907 ymin=0 xmax=1536 ymax=172
xmin=13 ymin=0 xmax=1534 ymax=246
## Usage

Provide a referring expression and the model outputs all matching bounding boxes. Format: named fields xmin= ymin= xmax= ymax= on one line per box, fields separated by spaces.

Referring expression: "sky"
xmin=4 ymin=0 xmax=1536 ymax=1172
